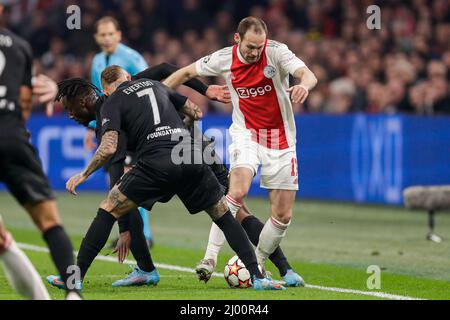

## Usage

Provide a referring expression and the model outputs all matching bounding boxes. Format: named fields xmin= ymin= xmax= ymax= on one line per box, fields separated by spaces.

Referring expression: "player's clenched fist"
xmin=66 ymin=172 xmax=88 ymax=195
xmin=287 ymin=84 xmax=309 ymax=104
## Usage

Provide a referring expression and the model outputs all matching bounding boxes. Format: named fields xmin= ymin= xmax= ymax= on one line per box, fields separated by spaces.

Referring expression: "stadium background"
xmin=1 ymin=0 xmax=450 ymax=300
xmin=1 ymin=0 xmax=449 ymax=205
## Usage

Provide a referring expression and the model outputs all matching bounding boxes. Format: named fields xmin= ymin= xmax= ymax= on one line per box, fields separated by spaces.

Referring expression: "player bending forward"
xmin=54 ymin=73 xmax=284 ymax=290
xmin=164 ymin=17 xmax=317 ymax=283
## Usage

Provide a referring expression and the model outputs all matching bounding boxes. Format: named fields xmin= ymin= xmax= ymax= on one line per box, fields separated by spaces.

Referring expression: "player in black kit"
xmin=0 ymin=5 xmax=80 ymax=300
xmin=45 ymin=63 xmax=232 ymax=288
xmin=53 ymin=71 xmax=284 ymax=290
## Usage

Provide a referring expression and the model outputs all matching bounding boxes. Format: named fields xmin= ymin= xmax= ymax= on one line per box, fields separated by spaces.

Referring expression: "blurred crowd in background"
xmin=3 ymin=0 xmax=450 ymax=115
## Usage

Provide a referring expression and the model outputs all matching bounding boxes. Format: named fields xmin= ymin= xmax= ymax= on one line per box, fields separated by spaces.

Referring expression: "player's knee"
xmin=99 ymin=199 xmax=130 ymax=219
xmin=25 ymin=200 xmax=61 ymax=232
xmin=35 ymin=215 xmax=61 ymax=232
xmin=227 ymin=189 xmax=247 ymax=203
xmin=206 ymin=197 xmax=228 ymax=220
xmin=100 ymin=199 xmax=114 ymax=213
xmin=271 ymin=209 xmax=292 ymax=225
xmin=99 ymin=200 xmax=120 ymax=218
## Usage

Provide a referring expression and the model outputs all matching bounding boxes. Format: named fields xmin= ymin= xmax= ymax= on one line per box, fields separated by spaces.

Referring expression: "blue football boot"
xmin=252 ymin=277 xmax=286 ymax=290
xmin=112 ymin=265 xmax=160 ymax=287
xmin=282 ymin=269 xmax=305 ymax=287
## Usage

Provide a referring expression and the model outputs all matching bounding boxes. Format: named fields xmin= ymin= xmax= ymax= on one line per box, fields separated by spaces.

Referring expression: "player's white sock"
xmin=203 ymin=195 xmax=242 ymax=262
xmin=255 ymin=217 xmax=291 ymax=268
xmin=203 ymin=222 xmax=226 ymax=262
xmin=0 ymin=240 xmax=50 ymax=300
xmin=225 ymin=195 xmax=242 ymax=216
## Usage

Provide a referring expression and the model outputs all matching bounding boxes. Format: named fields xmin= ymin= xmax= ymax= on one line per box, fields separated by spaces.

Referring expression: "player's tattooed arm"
xmin=83 ymin=130 xmax=118 ymax=177
xmin=66 ymin=130 xmax=118 ymax=195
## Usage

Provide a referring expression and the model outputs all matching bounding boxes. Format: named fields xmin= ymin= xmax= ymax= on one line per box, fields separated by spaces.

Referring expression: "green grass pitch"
xmin=0 ymin=192 xmax=449 ymax=300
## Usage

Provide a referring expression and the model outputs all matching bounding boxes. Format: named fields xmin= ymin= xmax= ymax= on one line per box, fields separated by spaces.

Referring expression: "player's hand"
xmin=66 ymin=172 xmax=88 ymax=195
xmin=32 ymin=74 xmax=58 ymax=117
xmin=84 ymin=129 xmax=97 ymax=151
xmin=287 ymin=84 xmax=309 ymax=104
xmin=206 ymin=85 xmax=231 ymax=104
xmin=112 ymin=231 xmax=131 ymax=263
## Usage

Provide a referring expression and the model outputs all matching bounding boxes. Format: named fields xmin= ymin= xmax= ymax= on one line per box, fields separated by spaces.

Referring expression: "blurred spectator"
xmin=325 ymin=78 xmax=356 ymax=114
xmin=2 ymin=0 xmax=448 ymax=116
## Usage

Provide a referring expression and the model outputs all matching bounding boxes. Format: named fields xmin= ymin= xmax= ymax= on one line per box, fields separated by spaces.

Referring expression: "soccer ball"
xmin=223 ymin=255 xmax=253 ymax=288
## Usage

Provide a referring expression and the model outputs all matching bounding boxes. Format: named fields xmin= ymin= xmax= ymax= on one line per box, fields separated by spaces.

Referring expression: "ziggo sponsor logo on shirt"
xmin=235 ymin=85 xmax=273 ymax=98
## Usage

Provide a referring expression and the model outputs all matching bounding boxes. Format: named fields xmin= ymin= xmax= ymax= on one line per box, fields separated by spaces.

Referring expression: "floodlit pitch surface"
xmin=0 ymin=193 xmax=449 ymax=300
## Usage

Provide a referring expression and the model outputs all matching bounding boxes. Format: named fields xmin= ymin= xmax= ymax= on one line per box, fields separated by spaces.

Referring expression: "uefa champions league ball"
xmin=224 ymin=255 xmax=253 ymax=288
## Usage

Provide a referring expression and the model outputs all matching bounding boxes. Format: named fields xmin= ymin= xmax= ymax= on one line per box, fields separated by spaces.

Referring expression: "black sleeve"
xmin=100 ymin=95 xmax=122 ymax=136
xmin=166 ymin=86 xmax=188 ymax=111
xmin=20 ymin=40 xmax=33 ymax=88
xmin=133 ymin=63 xmax=208 ymax=95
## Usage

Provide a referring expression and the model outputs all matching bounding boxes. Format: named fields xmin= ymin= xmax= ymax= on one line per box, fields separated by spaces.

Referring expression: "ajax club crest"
xmin=263 ymin=65 xmax=276 ymax=78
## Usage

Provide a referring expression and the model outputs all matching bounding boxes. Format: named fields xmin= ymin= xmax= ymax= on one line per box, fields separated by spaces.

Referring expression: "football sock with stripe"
xmin=255 ymin=217 xmax=291 ymax=268
xmin=241 ymin=215 xmax=291 ymax=277
xmin=77 ymin=208 xmax=116 ymax=279
xmin=213 ymin=211 xmax=263 ymax=279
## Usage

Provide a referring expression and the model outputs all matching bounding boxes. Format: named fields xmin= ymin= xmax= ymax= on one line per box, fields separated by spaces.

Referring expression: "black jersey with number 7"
xmin=100 ymin=79 xmax=190 ymax=158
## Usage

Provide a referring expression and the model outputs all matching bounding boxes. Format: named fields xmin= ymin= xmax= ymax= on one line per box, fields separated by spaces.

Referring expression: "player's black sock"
xmin=241 ymin=215 xmax=292 ymax=277
xmin=43 ymin=225 xmax=76 ymax=289
xmin=77 ymin=208 xmax=116 ymax=279
xmin=213 ymin=211 xmax=264 ymax=279
xmin=129 ymin=208 xmax=155 ymax=272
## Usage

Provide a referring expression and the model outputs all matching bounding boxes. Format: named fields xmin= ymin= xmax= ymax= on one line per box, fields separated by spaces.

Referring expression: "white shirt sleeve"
xmin=276 ymin=43 xmax=306 ymax=76
xmin=195 ymin=47 xmax=232 ymax=77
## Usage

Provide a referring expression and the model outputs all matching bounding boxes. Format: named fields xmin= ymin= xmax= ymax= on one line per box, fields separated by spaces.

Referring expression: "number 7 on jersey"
xmin=137 ymin=88 xmax=160 ymax=125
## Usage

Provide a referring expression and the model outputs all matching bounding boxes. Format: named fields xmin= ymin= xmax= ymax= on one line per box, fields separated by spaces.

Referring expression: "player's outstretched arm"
xmin=66 ymin=130 xmax=118 ymax=195
xmin=163 ymin=63 xmax=198 ymax=89
xmin=288 ymin=67 xmax=318 ymax=104
xmin=133 ymin=62 xmax=231 ymax=103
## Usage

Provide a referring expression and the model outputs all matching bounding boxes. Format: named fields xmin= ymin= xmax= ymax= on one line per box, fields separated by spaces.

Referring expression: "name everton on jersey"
xmin=122 ymin=80 xmax=154 ymax=94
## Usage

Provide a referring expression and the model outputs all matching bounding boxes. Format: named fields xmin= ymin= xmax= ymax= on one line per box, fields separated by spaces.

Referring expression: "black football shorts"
xmin=0 ymin=137 xmax=55 ymax=205
xmin=117 ymin=153 xmax=224 ymax=214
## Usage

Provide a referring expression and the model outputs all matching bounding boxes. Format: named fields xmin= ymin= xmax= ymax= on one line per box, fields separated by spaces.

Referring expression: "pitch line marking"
xmin=17 ymin=242 xmax=425 ymax=300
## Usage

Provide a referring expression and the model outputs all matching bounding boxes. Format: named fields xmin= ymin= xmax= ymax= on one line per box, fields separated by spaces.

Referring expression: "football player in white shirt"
xmin=164 ymin=17 xmax=317 ymax=286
